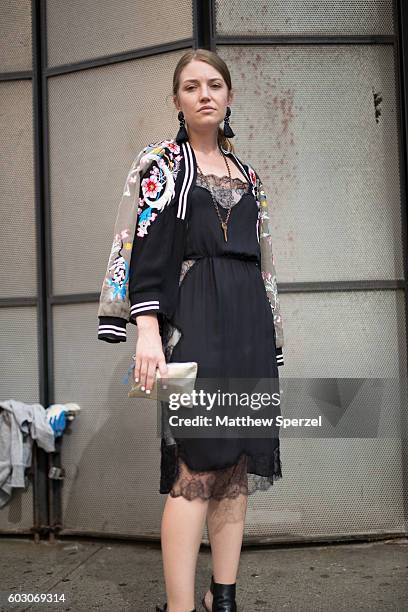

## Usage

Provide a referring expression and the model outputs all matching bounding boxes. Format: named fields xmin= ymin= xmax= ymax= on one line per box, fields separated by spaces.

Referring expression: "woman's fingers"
xmin=142 ymin=359 xmax=150 ymax=391
xmin=139 ymin=358 xmax=149 ymax=391
xmin=134 ymin=350 xmax=168 ymax=394
xmin=145 ymin=358 xmax=157 ymax=394
xmin=136 ymin=356 xmax=160 ymax=393
xmin=134 ymin=355 xmax=141 ymax=383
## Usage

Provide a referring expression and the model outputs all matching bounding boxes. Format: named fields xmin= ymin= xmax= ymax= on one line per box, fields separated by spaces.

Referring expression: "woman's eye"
xmin=186 ymin=84 xmax=221 ymax=91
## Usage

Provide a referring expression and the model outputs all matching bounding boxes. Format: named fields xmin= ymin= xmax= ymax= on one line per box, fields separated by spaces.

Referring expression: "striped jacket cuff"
xmin=276 ymin=347 xmax=284 ymax=367
xmin=130 ymin=299 xmax=161 ymax=319
xmin=98 ymin=316 xmax=127 ymax=343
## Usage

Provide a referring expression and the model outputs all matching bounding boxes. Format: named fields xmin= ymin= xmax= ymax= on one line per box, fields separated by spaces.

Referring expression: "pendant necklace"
xmin=196 ymin=149 xmax=234 ymax=242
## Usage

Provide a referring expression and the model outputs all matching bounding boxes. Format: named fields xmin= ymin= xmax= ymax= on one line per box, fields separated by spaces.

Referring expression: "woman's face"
xmin=174 ymin=59 xmax=233 ymax=134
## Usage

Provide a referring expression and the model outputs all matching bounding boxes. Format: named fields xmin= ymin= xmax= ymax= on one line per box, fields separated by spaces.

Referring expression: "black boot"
xmin=201 ymin=574 xmax=215 ymax=611
xmin=211 ymin=580 xmax=237 ymax=612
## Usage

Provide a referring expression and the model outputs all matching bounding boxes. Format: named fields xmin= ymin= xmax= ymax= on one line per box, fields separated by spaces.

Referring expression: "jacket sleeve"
xmin=128 ymin=158 xmax=177 ymax=328
xmin=256 ymin=171 xmax=285 ymax=367
xmin=97 ymin=152 xmax=142 ymax=343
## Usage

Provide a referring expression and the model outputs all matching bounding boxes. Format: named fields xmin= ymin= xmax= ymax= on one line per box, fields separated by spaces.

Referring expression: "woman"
xmin=99 ymin=48 xmax=285 ymax=612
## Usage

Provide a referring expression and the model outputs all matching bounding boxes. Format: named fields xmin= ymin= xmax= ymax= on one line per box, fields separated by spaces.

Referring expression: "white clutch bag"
xmin=128 ymin=361 xmax=198 ymax=403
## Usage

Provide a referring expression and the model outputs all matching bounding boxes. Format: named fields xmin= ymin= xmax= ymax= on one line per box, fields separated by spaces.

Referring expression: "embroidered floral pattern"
xmin=248 ymin=166 xmax=257 ymax=190
xmin=122 ymin=160 xmax=141 ymax=198
xmin=98 ymin=153 xmax=144 ymax=313
xmin=255 ymin=172 xmax=284 ymax=350
xmin=141 ymin=167 xmax=161 ymax=198
xmin=135 ymin=141 xmax=182 ymax=239
xmin=136 ymin=207 xmax=158 ymax=238
xmin=143 ymin=140 xmax=183 ymax=184
xmin=105 ymin=229 xmax=131 ymax=300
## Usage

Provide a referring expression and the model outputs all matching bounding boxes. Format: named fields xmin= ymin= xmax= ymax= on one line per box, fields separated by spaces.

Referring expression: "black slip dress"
xmin=159 ymin=165 xmax=283 ymax=500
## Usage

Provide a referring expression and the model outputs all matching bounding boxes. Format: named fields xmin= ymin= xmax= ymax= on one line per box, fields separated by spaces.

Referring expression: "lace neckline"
xmin=198 ymin=172 xmax=249 ymax=188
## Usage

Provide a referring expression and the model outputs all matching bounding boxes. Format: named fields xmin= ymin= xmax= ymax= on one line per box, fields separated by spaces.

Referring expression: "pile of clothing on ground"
xmin=0 ymin=399 xmax=79 ymax=508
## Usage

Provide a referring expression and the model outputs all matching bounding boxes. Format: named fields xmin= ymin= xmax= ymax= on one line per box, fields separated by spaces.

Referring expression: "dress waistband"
xmin=184 ymin=254 xmax=259 ymax=263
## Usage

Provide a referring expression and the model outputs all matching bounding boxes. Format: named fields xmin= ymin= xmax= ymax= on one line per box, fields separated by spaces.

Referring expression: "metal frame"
xmin=395 ymin=0 xmax=408 ymax=532
xmin=0 ymin=0 xmax=406 ymax=536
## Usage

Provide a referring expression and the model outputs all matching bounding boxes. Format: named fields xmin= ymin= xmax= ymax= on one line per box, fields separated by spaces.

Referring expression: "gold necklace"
xmin=196 ymin=149 xmax=234 ymax=242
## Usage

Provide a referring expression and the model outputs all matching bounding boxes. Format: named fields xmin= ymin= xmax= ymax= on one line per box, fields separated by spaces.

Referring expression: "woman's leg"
xmin=161 ymin=493 xmax=209 ymax=612
xmin=203 ymin=493 xmax=248 ymax=609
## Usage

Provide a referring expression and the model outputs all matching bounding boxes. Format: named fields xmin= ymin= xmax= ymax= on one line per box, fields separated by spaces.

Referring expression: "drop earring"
xmin=176 ymin=110 xmax=189 ymax=144
xmin=223 ymin=106 xmax=235 ymax=138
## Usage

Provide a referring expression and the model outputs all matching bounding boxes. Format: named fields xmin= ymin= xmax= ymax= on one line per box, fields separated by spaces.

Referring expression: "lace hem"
xmin=159 ymin=439 xmax=282 ymax=501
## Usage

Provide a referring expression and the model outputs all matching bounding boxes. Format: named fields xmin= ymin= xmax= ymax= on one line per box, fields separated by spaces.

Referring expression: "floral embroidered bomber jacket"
xmin=97 ymin=138 xmax=285 ymax=366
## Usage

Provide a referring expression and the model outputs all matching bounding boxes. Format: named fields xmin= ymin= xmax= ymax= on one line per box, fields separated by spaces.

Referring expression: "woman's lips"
xmin=198 ymin=107 xmax=215 ymax=112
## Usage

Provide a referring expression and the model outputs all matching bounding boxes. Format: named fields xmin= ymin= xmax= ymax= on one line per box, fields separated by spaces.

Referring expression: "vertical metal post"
xmin=193 ymin=0 xmax=216 ymax=51
xmin=395 ymin=0 xmax=408 ymax=532
xmin=31 ymin=0 xmax=51 ymax=538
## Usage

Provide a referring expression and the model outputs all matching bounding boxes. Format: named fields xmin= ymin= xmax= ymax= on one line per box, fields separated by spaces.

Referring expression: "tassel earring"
xmin=176 ymin=110 xmax=189 ymax=144
xmin=223 ymin=106 xmax=235 ymax=138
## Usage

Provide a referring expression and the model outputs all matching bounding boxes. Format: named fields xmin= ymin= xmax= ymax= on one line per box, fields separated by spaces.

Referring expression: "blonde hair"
xmin=172 ymin=48 xmax=236 ymax=153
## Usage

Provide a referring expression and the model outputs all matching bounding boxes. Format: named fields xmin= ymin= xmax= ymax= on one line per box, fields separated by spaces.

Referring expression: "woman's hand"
xmin=134 ymin=315 xmax=168 ymax=394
